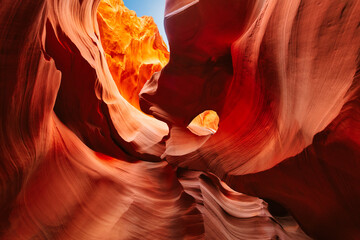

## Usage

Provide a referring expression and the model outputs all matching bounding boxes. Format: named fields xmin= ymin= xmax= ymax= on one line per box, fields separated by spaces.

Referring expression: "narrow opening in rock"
xmin=187 ymin=110 xmax=219 ymax=136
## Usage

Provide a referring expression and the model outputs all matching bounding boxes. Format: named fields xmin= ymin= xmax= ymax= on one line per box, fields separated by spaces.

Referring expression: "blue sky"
xmin=123 ymin=0 xmax=168 ymax=46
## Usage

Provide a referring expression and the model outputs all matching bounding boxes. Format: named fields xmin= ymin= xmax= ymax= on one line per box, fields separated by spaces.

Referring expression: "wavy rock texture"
xmin=0 ymin=0 xmax=359 ymax=240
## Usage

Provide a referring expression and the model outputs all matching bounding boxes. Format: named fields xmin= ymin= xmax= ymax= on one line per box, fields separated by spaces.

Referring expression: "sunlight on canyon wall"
xmin=0 ymin=0 xmax=360 ymax=239
xmin=97 ymin=0 xmax=220 ymax=131
xmin=97 ymin=0 xmax=169 ymax=109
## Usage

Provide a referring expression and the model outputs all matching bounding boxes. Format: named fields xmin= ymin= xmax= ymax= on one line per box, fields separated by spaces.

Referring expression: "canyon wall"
xmin=0 ymin=0 xmax=359 ymax=239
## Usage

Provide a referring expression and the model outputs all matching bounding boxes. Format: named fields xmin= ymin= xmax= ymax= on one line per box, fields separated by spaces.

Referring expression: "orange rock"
xmin=188 ymin=110 xmax=220 ymax=136
xmin=97 ymin=0 xmax=169 ymax=110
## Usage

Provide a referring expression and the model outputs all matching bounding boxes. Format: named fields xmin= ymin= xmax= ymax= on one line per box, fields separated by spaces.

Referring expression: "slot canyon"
xmin=0 ymin=0 xmax=359 ymax=239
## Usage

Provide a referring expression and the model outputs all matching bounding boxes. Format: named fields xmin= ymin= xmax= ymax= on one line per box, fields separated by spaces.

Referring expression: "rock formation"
xmin=97 ymin=0 xmax=169 ymax=109
xmin=0 ymin=0 xmax=359 ymax=239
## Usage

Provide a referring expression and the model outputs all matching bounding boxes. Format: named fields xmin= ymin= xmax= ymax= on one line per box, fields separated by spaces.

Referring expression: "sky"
xmin=123 ymin=0 xmax=168 ymax=47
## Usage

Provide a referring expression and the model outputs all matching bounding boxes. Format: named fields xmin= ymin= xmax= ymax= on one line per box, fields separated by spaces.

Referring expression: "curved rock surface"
xmin=0 ymin=0 xmax=359 ymax=239
xmin=140 ymin=0 xmax=360 ymax=238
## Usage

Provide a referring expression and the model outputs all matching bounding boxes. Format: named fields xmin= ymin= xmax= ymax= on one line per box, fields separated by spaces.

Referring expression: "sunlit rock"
xmin=0 ymin=0 xmax=359 ymax=239
xmin=97 ymin=0 xmax=169 ymax=109
xmin=188 ymin=110 xmax=219 ymax=136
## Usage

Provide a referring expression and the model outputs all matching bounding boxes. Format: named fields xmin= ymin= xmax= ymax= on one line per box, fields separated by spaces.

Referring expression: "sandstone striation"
xmin=0 ymin=0 xmax=359 ymax=239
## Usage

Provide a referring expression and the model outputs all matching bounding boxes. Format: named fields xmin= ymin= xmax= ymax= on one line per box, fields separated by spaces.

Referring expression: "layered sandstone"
xmin=0 ymin=0 xmax=359 ymax=239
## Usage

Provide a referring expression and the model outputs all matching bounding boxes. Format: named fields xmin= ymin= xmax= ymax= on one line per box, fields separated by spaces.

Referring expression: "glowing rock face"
xmin=1 ymin=0 xmax=360 ymax=239
xmin=97 ymin=0 xmax=169 ymax=109
xmin=188 ymin=110 xmax=219 ymax=136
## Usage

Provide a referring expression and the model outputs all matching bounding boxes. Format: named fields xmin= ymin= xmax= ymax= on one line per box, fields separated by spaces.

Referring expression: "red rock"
xmin=0 ymin=0 xmax=359 ymax=239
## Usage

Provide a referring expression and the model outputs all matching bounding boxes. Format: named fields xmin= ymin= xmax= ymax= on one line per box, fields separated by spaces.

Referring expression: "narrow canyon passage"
xmin=0 ymin=0 xmax=359 ymax=239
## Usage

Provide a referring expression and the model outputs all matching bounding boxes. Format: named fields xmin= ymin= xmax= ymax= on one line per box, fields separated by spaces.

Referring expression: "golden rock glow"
xmin=188 ymin=110 xmax=219 ymax=136
xmin=97 ymin=0 xmax=169 ymax=109
xmin=97 ymin=0 xmax=219 ymax=133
